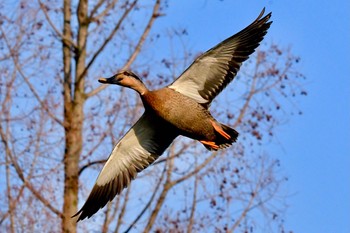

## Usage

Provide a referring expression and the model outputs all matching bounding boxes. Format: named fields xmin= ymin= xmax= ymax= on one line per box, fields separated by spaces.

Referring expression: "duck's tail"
xmin=201 ymin=122 xmax=239 ymax=151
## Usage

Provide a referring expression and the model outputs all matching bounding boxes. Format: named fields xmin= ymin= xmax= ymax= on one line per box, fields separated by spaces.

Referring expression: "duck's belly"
xmin=143 ymin=88 xmax=216 ymax=140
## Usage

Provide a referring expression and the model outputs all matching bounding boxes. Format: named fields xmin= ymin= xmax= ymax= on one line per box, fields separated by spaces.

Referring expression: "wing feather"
xmin=168 ymin=8 xmax=272 ymax=105
xmin=73 ymin=112 xmax=178 ymax=221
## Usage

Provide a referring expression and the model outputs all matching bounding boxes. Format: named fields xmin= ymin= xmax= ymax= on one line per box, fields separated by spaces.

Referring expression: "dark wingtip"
xmin=71 ymin=209 xmax=84 ymax=222
xmin=251 ymin=7 xmax=273 ymax=36
xmin=255 ymin=7 xmax=272 ymax=25
xmin=259 ymin=7 xmax=266 ymax=18
xmin=71 ymin=182 xmax=120 ymax=222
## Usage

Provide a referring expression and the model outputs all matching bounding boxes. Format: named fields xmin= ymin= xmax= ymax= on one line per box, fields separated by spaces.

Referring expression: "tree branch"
xmin=186 ymin=173 xmax=198 ymax=233
xmin=124 ymin=164 xmax=166 ymax=233
xmin=143 ymin=144 xmax=174 ymax=233
xmin=0 ymin=26 xmax=64 ymax=127
xmin=38 ymin=0 xmax=77 ymax=50
xmin=0 ymin=125 xmax=63 ymax=219
xmin=79 ymin=159 xmax=107 ymax=175
xmin=122 ymin=0 xmax=162 ymax=70
xmin=233 ymin=51 xmax=262 ymax=128
xmin=227 ymin=158 xmax=266 ymax=233
xmin=90 ymin=0 xmax=119 ymax=22
xmin=80 ymin=0 xmax=138 ymax=87
xmin=5 ymin=144 xmax=15 ymax=233
xmin=113 ymin=185 xmax=130 ymax=233
xmin=86 ymin=0 xmax=162 ymax=98
xmin=153 ymin=140 xmax=195 ymax=165
xmin=170 ymin=151 xmax=218 ymax=187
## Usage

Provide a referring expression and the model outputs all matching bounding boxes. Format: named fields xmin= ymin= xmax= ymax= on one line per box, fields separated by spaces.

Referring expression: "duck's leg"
xmin=210 ymin=120 xmax=231 ymax=139
xmin=199 ymin=140 xmax=220 ymax=150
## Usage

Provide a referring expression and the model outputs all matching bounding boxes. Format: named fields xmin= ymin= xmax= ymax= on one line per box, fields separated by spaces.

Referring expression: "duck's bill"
xmin=98 ymin=75 xmax=117 ymax=84
xmin=98 ymin=77 xmax=108 ymax=83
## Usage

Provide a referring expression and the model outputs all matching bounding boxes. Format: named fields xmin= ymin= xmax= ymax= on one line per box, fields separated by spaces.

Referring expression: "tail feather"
xmin=220 ymin=123 xmax=239 ymax=142
xmin=202 ymin=123 xmax=239 ymax=151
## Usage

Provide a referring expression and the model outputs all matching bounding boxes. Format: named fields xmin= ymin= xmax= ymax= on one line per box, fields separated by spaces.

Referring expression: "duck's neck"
xmin=133 ymin=82 xmax=148 ymax=96
xmin=139 ymin=89 xmax=148 ymax=96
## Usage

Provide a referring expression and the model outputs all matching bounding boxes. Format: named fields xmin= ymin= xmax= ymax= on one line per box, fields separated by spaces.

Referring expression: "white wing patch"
xmin=168 ymin=9 xmax=272 ymax=105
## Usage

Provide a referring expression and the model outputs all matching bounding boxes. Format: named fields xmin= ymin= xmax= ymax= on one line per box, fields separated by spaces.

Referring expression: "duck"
xmin=73 ymin=8 xmax=272 ymax=221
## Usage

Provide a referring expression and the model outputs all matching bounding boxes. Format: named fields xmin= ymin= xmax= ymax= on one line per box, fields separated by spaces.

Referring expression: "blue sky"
xmin=157 ymin=1 xmax=349 ymax=232
xmin=1 ymin=1 xmax=348 ymax=232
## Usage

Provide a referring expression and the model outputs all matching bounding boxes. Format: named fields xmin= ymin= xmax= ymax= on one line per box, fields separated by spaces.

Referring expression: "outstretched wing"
xmin=73 ymin=112 xmax=178 ymax=221
xmin=168 ymin=8 xmax=272 ymax=105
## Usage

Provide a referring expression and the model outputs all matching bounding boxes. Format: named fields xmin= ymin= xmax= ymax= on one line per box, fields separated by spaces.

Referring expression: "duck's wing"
xmin=168 ymin=8 xmax=272 ymax=105
xmin=73 ymin=112 xmax=178 ymax=221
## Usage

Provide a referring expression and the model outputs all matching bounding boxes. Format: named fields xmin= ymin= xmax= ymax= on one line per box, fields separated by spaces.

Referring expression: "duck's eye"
xmin=122 ymin=71 xmax=129 ymax=75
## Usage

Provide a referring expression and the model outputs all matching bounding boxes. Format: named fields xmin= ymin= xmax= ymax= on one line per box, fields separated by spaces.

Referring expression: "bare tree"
xmin=0 ymin=1 xmax=305 ymax=232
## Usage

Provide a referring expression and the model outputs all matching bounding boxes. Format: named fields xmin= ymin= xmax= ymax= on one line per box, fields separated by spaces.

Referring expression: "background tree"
xmin=0 ymin=1 xmax=305 ymax=232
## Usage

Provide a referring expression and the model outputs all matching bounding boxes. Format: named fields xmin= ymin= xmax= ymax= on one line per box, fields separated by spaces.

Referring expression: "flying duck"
xmin=73 ymin=8 xmax=272 ymax=221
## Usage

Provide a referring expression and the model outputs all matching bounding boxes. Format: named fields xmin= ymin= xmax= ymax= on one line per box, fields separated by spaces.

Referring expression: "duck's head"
xmin=99 ymin=70 xmax=147 ymax=95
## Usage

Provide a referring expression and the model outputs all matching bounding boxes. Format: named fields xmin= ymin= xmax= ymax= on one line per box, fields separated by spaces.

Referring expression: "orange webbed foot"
xmin=199 ymin=140 xmax=220 ymax=150
xmin=210 ymin=120 xmax=231 ymax=139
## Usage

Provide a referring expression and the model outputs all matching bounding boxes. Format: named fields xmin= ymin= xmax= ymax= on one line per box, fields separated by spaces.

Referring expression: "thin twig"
xmin=122 ymin=162 xmax=164 ymax=233
xmin=90 ymin=0 xmax=119 ymax=22
xmin=86 ymin=0 xmax=162 ymax=97
xmin=114 ymin=185 xmax=131 ymax=233
xmin=0 ymin=26 xmax=64 ymax=127
xmin=78 ymin=159 xmax=107 ymax=175
xmin=38 ymin=0 xmax=77 ymax=49
xmin=0 ymin=125 xmax=63 ymax=218
xmin=142 ymin=143 xmax=174 ymax=233
xmin=186 ymin=172 xmax=199 ymax=233
xmin=81 ymin=0 xmax=138 ymax=85
xmin=227 ymin=159 xmax=265 ymax=233
xmin=170 ymin=151 xmax=217 ymax=187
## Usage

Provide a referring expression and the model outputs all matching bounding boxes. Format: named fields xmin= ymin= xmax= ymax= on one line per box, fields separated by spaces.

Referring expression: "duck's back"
xmin=142 ymin=88 xmax=216 ymax=140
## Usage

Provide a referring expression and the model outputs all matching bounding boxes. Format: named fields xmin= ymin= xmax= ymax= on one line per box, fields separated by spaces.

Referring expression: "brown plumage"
xmin=141 ymin=87 xmax=238 ymax=150
xmin=73 ymin=8 xmax=272 ymax=221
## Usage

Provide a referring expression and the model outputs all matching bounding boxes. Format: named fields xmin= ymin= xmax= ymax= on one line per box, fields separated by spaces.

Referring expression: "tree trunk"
xmin=62 ymin=107 xmax=83 ymax=233
xmin=61 ymin=0 xmax=88 ymax=232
